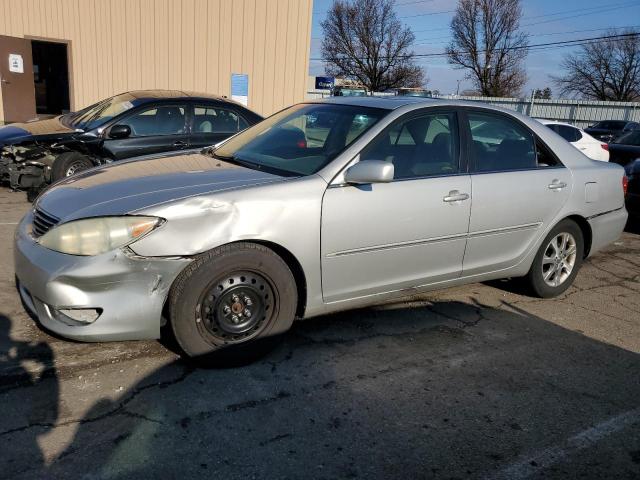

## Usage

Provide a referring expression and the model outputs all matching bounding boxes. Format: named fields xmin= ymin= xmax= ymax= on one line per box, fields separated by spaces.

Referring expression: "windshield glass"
xmin=213 ymin=103 xmax=386 ymax=176
xmin=334 ymin=89 xmax=367 ymax=97
xmin=615 ymin=131 xmax=640 ymax=146
xmin=67 ymin=93 xmax=139 ymax=130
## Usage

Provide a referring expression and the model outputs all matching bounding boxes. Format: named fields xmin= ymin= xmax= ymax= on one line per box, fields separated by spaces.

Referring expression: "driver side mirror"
xmin=344 ymin=160 xmax=394 ymax=184
xmin=108 ymin=124 xmax=131 ymax=139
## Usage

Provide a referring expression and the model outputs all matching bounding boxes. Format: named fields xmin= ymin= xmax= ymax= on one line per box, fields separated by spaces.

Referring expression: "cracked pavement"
xmin=1 ymin=189 xmax=639 ymax=479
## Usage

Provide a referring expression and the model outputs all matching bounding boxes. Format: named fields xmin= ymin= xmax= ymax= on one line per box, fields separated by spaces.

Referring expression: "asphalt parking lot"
xmin=1 ymin=188 xmax=639 ymax=480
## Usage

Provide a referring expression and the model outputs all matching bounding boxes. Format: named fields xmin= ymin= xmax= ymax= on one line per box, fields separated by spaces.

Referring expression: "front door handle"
xmin=443 ymin=190 xmax=470 ymax=203
xmin=173 ymin=140 xmax=187 ymax=147
xmin=548 ymin=180 xmax=567 ymax=191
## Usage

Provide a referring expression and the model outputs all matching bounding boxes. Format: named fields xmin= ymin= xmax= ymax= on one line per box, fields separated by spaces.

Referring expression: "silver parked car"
xmin=14 ymin=97 xmax=628 ymax=359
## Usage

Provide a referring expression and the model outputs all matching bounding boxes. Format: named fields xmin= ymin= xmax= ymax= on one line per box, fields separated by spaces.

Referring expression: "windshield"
xmin=615 ymin=131 xmax=640 ymax=146
xmin=65 ymin=93 xmax=139 ymax=130
xmin=212 ymin=103 xmax=386 ymax=176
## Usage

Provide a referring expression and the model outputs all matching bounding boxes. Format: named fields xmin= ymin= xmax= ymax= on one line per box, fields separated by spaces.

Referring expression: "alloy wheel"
xmin=65 ymin=161 xmax=89 ymax=177
xmin=541 ymin=232 xmax=577 ymax=287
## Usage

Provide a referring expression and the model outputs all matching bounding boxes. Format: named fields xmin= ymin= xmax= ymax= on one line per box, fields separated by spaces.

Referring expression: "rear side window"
xmin=467 ymin=112 xmax=536 ymax=172
xmin=468 ymin=113 xmax=562 ymax=170
xmin=552 ymin=124 xmax=580 ymax=143
xmin=361 ymin=111 xmax=459 ymax=179
xmin=193 ymin=106 xmax=248 ymax=134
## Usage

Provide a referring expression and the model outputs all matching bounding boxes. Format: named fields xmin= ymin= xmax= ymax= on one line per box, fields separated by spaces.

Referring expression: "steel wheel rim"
xmin=65 ymin=161 xmax=88 ymax=177
xmin=195 ymin=271 xmax=274 ymax=344
xmin=541 ymin=232 xmax=577 ymax=287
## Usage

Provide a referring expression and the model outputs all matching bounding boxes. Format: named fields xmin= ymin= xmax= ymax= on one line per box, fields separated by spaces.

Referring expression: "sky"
xmin=309 ymin=0 xmax=640 ymax=96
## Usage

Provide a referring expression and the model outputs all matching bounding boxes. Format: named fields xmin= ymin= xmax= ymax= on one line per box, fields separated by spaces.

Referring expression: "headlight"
xmin=38 ymin=216 xmax=163 ymax=256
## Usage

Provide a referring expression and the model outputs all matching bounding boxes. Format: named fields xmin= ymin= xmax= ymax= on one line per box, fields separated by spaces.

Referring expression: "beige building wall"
xmin=0 ymin=0 xmax=313 ymax=117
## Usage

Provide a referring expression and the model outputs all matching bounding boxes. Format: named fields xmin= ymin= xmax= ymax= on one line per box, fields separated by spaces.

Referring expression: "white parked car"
xmin=539 ymin=120 xmax=609 ymax=162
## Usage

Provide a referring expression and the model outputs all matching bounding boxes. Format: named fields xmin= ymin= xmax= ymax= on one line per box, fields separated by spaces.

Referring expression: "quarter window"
xmin=194 ymin=106 xmax=248 ymax=134
xmin=120 ymin=105 xmax=186 ymax=137
xmin=360 ymin=112 xmax=459 ymax=179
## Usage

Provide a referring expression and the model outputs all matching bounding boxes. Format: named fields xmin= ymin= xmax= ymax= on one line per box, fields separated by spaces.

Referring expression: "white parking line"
xmin=487 ymin=407 xmax=640 ymax=480
xmin=0 ymin=222 xmax=18 ymax=225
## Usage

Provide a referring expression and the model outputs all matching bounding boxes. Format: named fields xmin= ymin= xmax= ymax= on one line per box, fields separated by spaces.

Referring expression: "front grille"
xmin=32 ymin=208 xmax=60 ymax=237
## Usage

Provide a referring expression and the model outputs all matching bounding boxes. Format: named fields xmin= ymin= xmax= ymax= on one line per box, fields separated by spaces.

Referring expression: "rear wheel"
xmin=51 ymin=152 xmax=93 ymax=181
xmin=168 ymin=242 xmax=297 ymax=364
xmin=525 ymin=219 xmax=584 ymax=298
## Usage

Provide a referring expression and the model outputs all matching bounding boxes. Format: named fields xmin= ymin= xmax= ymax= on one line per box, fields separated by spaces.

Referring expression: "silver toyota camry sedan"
xmin=14 ymin=97 xmax=628 ymax=358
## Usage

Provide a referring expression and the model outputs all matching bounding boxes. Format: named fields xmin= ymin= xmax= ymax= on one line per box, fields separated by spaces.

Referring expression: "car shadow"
xmin=3 ymin=299 xmax=640 ymax=479
xmin=0 ymin=313 xmax=59 ymax=476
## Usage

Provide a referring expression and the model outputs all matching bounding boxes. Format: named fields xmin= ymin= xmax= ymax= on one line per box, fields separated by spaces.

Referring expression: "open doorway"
xmin=31 ymin=40 xmax=70 ymax=115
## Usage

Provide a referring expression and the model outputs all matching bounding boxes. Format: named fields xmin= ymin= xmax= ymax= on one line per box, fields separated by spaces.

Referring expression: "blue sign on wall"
xmin=315 ymin=76 xmax=335 ymax=90
xmin=231 ymin=73 xmax=249 ymax=106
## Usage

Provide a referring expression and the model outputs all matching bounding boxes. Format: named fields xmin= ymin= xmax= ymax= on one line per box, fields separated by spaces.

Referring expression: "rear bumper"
xmin=587 ymin=207 xmax=628 ymax=256
xmin=14 ymin=211 xmax=192 ymax=341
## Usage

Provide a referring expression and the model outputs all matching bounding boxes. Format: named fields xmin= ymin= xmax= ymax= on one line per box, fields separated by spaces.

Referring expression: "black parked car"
xmin=624 ymin=159 xmax=640 ymax=217
xmin=584 ymin=120 xmax=640 ymax=143
xmin=608 ymin=130 xmax=640 ymax=167
xmin=0 ymin=90 xmax=262 ymax=195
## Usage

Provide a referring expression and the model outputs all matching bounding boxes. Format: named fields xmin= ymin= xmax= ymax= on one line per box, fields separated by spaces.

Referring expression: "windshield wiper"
xmin=212 ymin=153 xmax=300 ymax=177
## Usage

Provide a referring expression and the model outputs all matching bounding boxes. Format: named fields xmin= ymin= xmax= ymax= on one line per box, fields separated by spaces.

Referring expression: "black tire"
xmin=525 ymin=219 xmax=584 ymax=298
xmin=168 ymin=242 xmax=297 ymax=364
xmin=51 ymin=152 xmax=93 ymax=181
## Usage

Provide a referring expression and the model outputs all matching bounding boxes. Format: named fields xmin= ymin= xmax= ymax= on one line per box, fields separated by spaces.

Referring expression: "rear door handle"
xmin=548 ymin=180 xmax=567 ymax=191
xmin=173 ymin=140 xmax=188 ymax=147
xmin=443 ymin=190 xmax=470 ymax=203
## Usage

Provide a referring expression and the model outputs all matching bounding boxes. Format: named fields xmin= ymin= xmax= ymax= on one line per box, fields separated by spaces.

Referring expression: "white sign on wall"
xmin=9 ymin=54 xmax=24 ymax=73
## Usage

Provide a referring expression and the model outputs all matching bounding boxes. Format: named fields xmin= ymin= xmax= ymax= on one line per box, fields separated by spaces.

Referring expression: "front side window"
xmin=468 ymin=112 xmax=536 ymax=172
xmin=213 ymin=104 xmax=386 ymax=176
xmin=194 ymin=106 xmax=248 ymax=134
xmin=360 ymin=112 xmax=459 ymax=179
xmin=120 ymin=105 xmax=186 ymax=137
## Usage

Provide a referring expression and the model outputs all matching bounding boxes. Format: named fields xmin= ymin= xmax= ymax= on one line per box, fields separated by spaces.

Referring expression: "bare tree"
xmin=554 ymin=30 xmax=640 ymax=101
xmin=321 ymin=0 xmax=425 ymax=92
xmin=534 ymin=87 xmax=552 ymax=99
xmin=446 ymin=0 xmax=528 ymax=97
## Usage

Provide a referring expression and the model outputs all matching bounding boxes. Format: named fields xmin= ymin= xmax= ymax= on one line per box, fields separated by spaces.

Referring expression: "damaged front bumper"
xmin=1 ymin=144 xmax=55 ymax=190
xmin=14 ymin=210 xmax=193 ymax=341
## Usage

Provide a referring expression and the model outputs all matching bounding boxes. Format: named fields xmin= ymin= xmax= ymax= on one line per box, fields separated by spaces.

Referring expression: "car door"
xmin=321 ymin=109 xmax=471 ymax=303
xmin=101 ymin=103 xmax=190 ymax=160
xmin=462 ymin=109 xmax=572 ymax=276
xmin=189 ymin=104 xmax=250 ymax=149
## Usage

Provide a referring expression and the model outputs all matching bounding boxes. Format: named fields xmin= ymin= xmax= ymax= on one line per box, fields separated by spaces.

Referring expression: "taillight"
xmin=296 ymin=139 xmax=307 ymax=148
xmin=601 ymin=143 xmax=609 ymax=151
xmin=623 ymin=175 xmax=629 ymax=196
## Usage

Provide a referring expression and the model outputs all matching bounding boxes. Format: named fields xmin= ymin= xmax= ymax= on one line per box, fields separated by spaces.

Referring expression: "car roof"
xmin=309 ymin=96 xmax=547 ymax=122
xmin=313 ymin=96 xmax=442 ymax=110
xmin=121 ymin=89 xmax=238 ymax=104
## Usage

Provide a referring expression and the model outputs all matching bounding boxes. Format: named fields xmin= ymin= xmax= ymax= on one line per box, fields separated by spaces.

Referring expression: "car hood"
xmin=35 ymin=152 xmax=286 ymax=222
xmin=0 ymin=116 xmax=76 ymax=146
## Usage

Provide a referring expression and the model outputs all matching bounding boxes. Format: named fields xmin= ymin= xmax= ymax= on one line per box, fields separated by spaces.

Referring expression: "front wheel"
xmin=51 ymin=152 xmax=94 ymax=181
xmin=168 ymin=242 xmax=298 ymax=364
xmin=525 ymin=219 xmax=584 ymax=298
